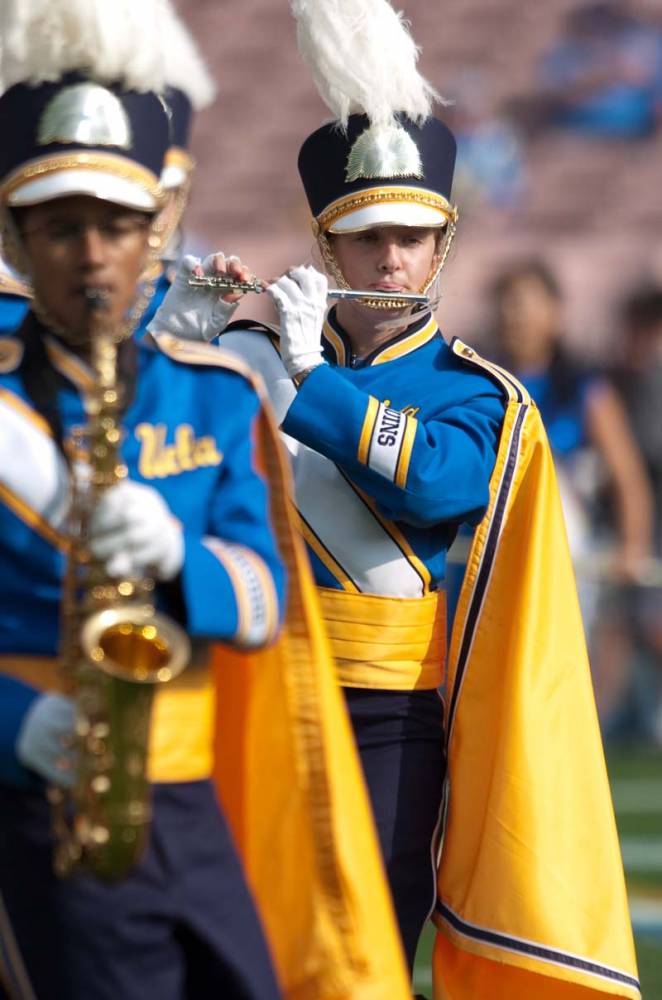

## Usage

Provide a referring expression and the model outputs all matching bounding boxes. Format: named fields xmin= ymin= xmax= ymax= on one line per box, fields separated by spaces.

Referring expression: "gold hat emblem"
xmin=345 ymin=124 xmax=424 ymax=183
xmin=37 ymin=83 xmax=132 ymax=149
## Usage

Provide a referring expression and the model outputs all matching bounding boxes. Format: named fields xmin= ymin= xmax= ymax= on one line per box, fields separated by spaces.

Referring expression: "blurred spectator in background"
xmin=610 ymin=285 xmax=662 ymax=741
xmin=537 ymin=0 xmax=662 ymax=139
xmin=486 ymin=259 xmax=655 ymax=731
xmin=488 ymin=259 xmax=653 ymax=574
xmin=446 ymin=71 xmax=527 ymax=214
xmin=612 ymin=284 xmax=662 ymax=550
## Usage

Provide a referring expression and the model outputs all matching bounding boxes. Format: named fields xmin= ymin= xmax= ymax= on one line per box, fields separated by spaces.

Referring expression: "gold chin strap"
xmin=30 ymin=273 xmax=158 ymax=348
xmin=143 ymin=173 xmax=192 ymax=277
xmin=422 ymin=218 xmax=457 ymax=296
xmin=317 ymin=216 xmax=458 ymax=311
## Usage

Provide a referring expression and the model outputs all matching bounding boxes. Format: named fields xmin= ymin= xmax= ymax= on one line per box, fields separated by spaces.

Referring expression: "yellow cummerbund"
xmin=317 ymin=587 xmax=446 ymax=691
xmin=0 ymin=655 xmax=215 ymax=783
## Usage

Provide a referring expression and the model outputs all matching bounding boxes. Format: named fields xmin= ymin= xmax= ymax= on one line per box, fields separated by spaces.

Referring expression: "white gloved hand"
xmin=89 ymin=480 xmax=184 ymax=582
xmin=146 ymin=252 xmax=248 ymax=342
xmin=16 ymin=693 xmax=77 ymax=788
xmin=267 ymin=265 xmax=328 ymax=378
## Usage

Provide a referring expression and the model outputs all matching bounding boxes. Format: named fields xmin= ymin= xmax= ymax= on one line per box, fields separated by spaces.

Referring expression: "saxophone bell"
xmin=80 ymin=603 xmax=190 ymax=685
xmin=54 ymin=302 xmax=191 ymax=883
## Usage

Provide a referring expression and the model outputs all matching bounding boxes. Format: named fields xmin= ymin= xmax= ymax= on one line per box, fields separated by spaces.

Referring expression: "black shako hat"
xmin=298 ymin=112 xmax=458 ymax=235
xmin=0 ymin=73 xmax=170 ymax=211
xmin=165 ymin=87 xmax=193 ymax=151
xmin=161 ymin=86 xmax=195 ymax=191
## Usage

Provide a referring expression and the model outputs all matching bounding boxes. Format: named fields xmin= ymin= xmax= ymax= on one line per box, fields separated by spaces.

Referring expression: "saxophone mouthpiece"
xmin=84 ymin=288 xmax=111 ymax=313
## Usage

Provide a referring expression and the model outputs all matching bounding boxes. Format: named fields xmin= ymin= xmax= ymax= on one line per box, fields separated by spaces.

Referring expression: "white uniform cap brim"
xmin=328 ymin=201 xmax=449 ymax=233
xmin=7 ymin=170 xmax=158 ymax=210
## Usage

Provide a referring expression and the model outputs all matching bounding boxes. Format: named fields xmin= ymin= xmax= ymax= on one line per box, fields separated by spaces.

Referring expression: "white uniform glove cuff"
xmin=284 ymin=351 xmax=325 ymax=379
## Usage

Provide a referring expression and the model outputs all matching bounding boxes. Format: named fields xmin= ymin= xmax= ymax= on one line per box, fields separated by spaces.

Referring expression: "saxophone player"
xmin=0 ymin=2 xmax=288 ymax=997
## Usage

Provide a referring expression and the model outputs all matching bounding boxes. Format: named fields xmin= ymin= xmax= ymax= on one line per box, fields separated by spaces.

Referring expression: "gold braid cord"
xmin=0 ymin=154 xmax=163 ymax=206
xmin=315 ymin=186 xmax=458 ymax=235
xmin=423 ymin=219 xmax=456 ymax=294
xmin=29 ymin=269 xmax=158 ymax=348
xmin=146 ymin=175 xmax=192 ymax=266
xmin=317 ymin=233 xmax=351 ymax=292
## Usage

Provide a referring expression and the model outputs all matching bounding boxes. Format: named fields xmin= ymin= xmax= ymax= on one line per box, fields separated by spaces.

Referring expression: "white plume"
xmin=161 ymin=2 xmax=216 ymax=110
xmin=0 ymin=0 xmax=215 ymax=106
xmin=291 ymin=0 xmax=443 ymax=129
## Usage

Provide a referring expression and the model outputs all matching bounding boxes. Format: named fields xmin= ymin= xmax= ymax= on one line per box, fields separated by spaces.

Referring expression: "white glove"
xmin=89 ymin=480 xmax=184 ymax=582
xmin=16 ymin=693 xmax=77 ymax=788
xmin=146 ymin=253 xmax=247 ymax=342
xmin=267 ymin=265 xmax=328 ymax=378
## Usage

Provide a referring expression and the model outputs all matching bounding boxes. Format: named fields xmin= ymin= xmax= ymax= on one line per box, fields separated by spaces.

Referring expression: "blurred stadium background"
xmin=180 ymin=1 xmax=662 ymax=995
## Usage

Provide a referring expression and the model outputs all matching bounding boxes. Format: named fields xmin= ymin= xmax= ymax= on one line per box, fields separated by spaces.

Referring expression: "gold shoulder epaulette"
xmin=451 ymin=337 xmax=531 ymax=405
xmin=0 ymin=271 xmax=32 ymax=300
xmin=0 ymin=337 xmax=25 ymax=373
xmin=148 ymin=330 xmax=266 ymax=398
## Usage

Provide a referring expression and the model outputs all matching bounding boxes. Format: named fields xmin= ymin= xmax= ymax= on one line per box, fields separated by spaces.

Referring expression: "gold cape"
xmin=148 ymin=335 xmax=410 ymax=1000
xmin=433 ymin=342 xmax=640 ymax=999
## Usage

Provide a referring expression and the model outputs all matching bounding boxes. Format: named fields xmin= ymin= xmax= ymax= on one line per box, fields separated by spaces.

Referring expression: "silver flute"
xmin=187 ymin=274 xmax=430 ymax=305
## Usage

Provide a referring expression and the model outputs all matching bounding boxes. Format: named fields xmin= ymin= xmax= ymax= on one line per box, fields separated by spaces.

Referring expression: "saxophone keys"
xmin=90 ymin=825 xmax=110 ymax=845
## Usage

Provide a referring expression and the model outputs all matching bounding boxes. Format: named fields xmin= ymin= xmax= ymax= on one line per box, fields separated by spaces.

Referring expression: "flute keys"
xmin=187 ymin=276 xmax=264 ymax=293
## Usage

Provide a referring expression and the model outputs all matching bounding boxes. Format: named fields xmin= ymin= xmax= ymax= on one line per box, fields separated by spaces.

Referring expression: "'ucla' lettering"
xmin=135 ymin=423 xmax=223 ymax=479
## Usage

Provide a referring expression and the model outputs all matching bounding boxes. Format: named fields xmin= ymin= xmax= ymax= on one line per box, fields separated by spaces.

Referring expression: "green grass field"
xmin=413 ymin=744 xmax=662 ymax=998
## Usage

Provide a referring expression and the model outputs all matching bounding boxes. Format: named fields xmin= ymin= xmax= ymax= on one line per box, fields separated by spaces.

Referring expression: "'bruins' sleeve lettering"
xmin=282 ymin=361 xmax=505 ymax=527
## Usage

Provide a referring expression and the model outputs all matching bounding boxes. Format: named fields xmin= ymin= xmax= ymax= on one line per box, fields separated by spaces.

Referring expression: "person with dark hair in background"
xmin=614 ymin=284 xmax=662 ymax=550
xmin=611 ymin=285 xmax=662 ymax=741
xmin=491 ymin=258 xmax=653 ymax=580
xmin=489 ymin=259 xmax=654 ymax=731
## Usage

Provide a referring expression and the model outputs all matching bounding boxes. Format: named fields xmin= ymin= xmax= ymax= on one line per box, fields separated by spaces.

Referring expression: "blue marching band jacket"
xmin=220 ymin=309 xmax=505 ymax=693
xmin=0 ymin=318 xmax=284 ymax=788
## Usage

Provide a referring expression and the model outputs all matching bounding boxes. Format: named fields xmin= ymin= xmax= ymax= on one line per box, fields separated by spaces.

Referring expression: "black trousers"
xmin=0 ymin=781 xmax=281 ymax=1000
xmin=344 ymin=687 xmax=446 ymax=974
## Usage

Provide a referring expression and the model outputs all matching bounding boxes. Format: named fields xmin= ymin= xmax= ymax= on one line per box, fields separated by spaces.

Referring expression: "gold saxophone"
xmin=50 ymin=290 xmax=190 ymax=883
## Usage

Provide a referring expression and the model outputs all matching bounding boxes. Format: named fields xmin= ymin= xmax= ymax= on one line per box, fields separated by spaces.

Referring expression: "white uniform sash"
xmin=221 ymin=330 xmax=426 ymax=597
xmin=0 ymin=388 xmax=70 ymax=536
